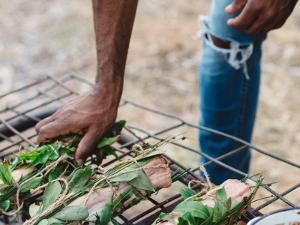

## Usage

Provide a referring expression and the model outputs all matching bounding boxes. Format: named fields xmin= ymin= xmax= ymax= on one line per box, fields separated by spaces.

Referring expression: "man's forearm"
xmin=92 ymin=0 xmax=138 ymax=101
xmin=35 ymin=0 xmax=138 ymax=162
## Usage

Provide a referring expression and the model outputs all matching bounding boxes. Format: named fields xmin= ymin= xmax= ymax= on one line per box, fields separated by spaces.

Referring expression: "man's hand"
xmin=35 ymin=0 xmax=137 ymax=164
xmin=36 ymin=90 xmax=118 ymax=164
xmin=225 ymin=0 xmax=298 ymax=35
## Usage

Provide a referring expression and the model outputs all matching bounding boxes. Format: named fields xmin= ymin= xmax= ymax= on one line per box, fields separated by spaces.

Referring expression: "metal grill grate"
xmin=0 ymin=75 xmax=299 ymax=224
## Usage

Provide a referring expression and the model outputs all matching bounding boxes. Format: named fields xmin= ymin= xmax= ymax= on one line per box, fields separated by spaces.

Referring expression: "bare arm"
xmin=36 ymin=0 xmax=138 ymax=163
xmin=93 ymin=0 xmax=138 ymax=102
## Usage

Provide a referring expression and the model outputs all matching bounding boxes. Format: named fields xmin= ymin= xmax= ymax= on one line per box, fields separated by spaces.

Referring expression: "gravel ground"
xmin=0 ymin=0 xmax=300 ymax=213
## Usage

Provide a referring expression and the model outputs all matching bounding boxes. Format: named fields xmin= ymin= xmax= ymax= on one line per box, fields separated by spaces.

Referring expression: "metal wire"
xmin=0 ymin=75 xmax=299 ymax=225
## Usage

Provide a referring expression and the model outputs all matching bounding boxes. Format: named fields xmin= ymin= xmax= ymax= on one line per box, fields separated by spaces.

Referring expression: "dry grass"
xmin=0 ymin=0 xmax=299 ymax=213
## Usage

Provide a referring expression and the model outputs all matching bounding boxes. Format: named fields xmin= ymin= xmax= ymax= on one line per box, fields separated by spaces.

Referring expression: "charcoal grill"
xmin=0 ymin=75 xmax=299 ymax=225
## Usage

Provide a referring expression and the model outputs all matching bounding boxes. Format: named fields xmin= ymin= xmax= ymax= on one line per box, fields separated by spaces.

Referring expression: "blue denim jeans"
xmin=199 ymin=0 xmax=266 ymax=184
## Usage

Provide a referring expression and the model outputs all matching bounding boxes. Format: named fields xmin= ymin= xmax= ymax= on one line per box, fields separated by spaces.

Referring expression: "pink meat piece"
xmin=157 ymin=179 xmax=252 ymax=225
xmin=202 ymin=179 xmax=252 ymax=207
xmin=71 ymin=156 xmax=172 ymax=218
xmin=221 ymin=179 xmax=252 ymax=201
xmin=142 ymin=156 xmax=172 ymax=189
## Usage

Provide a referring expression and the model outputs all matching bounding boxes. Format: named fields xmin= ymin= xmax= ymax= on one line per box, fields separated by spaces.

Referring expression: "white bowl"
xmin=247 ymin=208 xmax=300 ymax=225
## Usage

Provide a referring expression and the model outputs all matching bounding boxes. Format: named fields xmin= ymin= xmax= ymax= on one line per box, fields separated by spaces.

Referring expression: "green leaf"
xmin=0 ymin=200 xmax=10 ymax=212
xmin=42 ymin=181 xmax=62 ymax=210
xmin=71 ymin=135 xmax=82 ymax=147
xmin=110 ymin=171 xmax=138 ymax=183
xmin=180 ymin=187 xmax=197 ymax=200
xmin=199 ymin=208 xmax=214 ymax=225
xmin=29 ymin=203 xmax=41 ymax=217
xmin=21 ymin=144 xmax=61 ymax=168
xmin=9 ymin=156 xmax=24 ymax=170
xmin=47 ymin=218 xmax=64 ymax=225
xmin=225 ymin=197 xmax=232 ymax=210
xmin=96 ymin=120 xmax=126 ymax=150
xmin=0 ymin=161 xmax=13 ymax=185
xmin=212 ymin=201 xmax=227 ymax=223
xmin=53 ymin=206 xmax=89 ymax=221
xmin=96 ymin=200 xmax=113 ymax=225
xmin=178 ymin=217 xmax=188 ymax=225
xmin=112 ymin=187 xmax=133 ymax=210
xmin=21 ymin=176 xmax=42 ymax=193
xmin=68 ymin=167 xmax=93 ymax=193
xmin=212 ymin=188 xmax=228 ymax=223
xmin=59 ymin=146 xmax=76 ymax=156
xmin=48 ymin=165 xmax=65 ymax=181
xmin=128 ymin=171 xmax=155 ymax=192
xmin=97 ymin=136 xmax=120 ymax=149
xmin=110 ymin=120 xmax=126 ymax=136
xmin=19 ymin=151 xmax=40 ymax=161
xmin=138 ymin=151 xmax=163 ymax=161
xmin=174 ymin=200 xmax=209 ymax=220
xmin=230 ymin=198 xmax=242 ymax=210
xmin=216 ymin=188 xmax=227 ymax=203
xmin=104 ymin=146 xmax=119 ymax=160
xmin=37 ymin=219 xmax=48 ymax=225
xmin=181 ymin=212 xmax=197 ymax=225
xmin=47 ymin=144 xmax=61 ymax=160
xmin=28 ymin=151 xmax=50 ymax=168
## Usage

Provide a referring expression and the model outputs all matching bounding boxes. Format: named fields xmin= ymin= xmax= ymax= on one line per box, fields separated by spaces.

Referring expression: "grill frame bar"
xmin=0 ymin=75 xmax=299 ymax=224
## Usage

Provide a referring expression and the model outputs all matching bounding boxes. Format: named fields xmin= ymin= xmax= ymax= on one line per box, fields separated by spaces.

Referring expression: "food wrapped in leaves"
xmin=0 ymin=120 xmax=173 ymax=225
xmin=154 ymin=179 xmax=262 ymax=225
xmin=71 ymin=156 xmax=172 ymax=220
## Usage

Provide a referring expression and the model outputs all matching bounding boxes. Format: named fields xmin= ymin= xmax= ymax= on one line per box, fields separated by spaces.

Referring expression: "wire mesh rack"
xmin=0 ymin=75 xmax=299 ymax=224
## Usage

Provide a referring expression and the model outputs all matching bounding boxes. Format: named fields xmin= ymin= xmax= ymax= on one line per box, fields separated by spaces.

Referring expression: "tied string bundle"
xmin=0 ymin=128 xmax=174 ymax=225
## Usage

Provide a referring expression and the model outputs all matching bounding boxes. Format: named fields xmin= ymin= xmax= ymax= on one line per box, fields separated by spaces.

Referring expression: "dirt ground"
xmin=0 ymin=0 xmax=300 ymax=215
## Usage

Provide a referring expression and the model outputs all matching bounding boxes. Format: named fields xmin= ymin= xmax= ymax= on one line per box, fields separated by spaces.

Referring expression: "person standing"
xmin=36 ymin=0 xmax=298 ymax=184
xmin=199 ymin=0 xmax=297 ymax=184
